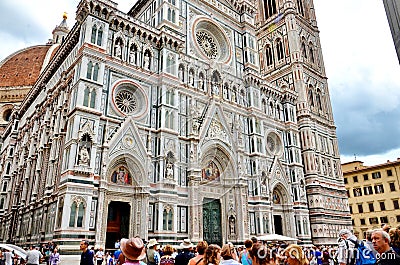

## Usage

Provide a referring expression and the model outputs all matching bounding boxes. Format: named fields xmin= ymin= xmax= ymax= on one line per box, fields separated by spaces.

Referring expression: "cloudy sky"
xmin=0 ymin=0 xmax=399 ymax=166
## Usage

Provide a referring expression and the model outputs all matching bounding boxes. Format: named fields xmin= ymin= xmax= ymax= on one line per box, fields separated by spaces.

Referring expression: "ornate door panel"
xmin=203 ymin=198 xmax=222 ymax=245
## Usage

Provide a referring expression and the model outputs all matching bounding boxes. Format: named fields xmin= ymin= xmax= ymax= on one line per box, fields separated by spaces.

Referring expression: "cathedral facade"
xmin=0 ymin=0 xmax=350 ymax=251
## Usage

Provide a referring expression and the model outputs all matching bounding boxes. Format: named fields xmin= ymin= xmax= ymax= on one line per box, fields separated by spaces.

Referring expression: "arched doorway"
xmin=106 ymin=201 xmax=130 ymax=249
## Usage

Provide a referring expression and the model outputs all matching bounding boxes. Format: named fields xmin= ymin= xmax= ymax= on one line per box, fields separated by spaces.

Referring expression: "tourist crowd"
xmin=80 ymin=224 xmax=400 ymax=265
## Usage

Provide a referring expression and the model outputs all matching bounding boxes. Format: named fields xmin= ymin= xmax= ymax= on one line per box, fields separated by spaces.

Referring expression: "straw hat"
xmin=147 ymin=238 xmax=160 ymax=248
xmin=180 ymin=239 xmax=194 ymax=249
xmin=120 ymin=238 xmax=146 ymax=261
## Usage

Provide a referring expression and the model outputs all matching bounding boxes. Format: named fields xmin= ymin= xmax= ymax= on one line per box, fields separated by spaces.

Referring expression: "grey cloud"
xmin=0 ymin=1 xmax=48 ymax=43
xmin=331 ymin=82 xmax=400 ymax=156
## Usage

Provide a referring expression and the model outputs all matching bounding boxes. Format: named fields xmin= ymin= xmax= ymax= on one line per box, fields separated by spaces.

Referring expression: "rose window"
xmin=196 ymin=31 xmax=218 ymax=59
xmin=115 ymin=90 xmax=137 ymax=114
xmin=111 ymin=81 xmax=148 ymax=118
xmin=266 ymin=132 xmax=283 ymax=156
xmin=193 ymin=18 xmax=232 ymax=63
xmin=267 ymin=136 xmax=276 ymax=153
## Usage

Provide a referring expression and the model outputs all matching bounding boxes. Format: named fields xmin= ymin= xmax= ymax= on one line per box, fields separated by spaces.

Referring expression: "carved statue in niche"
xmin=212 ymin=83 xmax=220 ymax=96
xmin=144 ymin=52 xmax=150 ymax=70
xmin=199 ymin=74 xmax=205 ymax=90
xmin=189 ymin=71 xmax=194 ymax=86
xmin=178 ymin=67 xmax=184 ymax=82
xmin=79 ymin=146 xmax=90 ymax=166
xmin=165 ymin=162 xmax=174 ymax=179
xmin=229 ymin=215 xmax=236 ymax=235
xmin=115 ymin=44 xmax=122 ymax=58
xmin=129 ymin=48 xmax=137 ymax=65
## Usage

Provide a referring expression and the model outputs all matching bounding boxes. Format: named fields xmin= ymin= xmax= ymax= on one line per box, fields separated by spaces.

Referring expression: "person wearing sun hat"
xmin=146 ymin=239 xmax=160 ymax=265
xmin=175 ymin=239 xmax=195 ymax=265
xmin=120 ymin=237 xmax=147 ymax=265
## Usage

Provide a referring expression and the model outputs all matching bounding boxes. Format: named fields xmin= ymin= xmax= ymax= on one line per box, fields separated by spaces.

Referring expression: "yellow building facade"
xmin=343 ymin=160 xmax=400 ymax=239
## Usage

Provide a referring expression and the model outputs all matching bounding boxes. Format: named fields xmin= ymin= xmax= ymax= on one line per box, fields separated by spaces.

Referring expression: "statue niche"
xmin=165 ymin=151 xmax=175 ymax=180
xmin=78 ymin=133 xmax=92 ymax=166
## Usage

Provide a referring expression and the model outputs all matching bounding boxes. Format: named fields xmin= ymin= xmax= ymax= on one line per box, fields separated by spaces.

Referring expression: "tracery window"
xmin=163 ymin=206 xmax=173 ymax=231
xmin=167 ymin=8 xmax=176 ymax=23
xmin=297 ymin=0 xmax=305 ymax=16
xmin=265 ymin=45 xmax=274 ymax=66
xmin=2 ymin=182 xmax=7 ymax=192
xmin=301 ymin=41 xmax=307 ymax=59
xmin=57 ymin=198 xmax=64 ymax=228
xmin=308 ymin=86 xmax=314 ymax=107
xmin=91 ymin=24 xmax=103 ymax=46
xmin=276 ymin=39 xmax=284 ymax=61
xmin=166 ymin=54 xmax=175 ymax=74
xmin=97 ymin=28 xmax=103 ymax=46
xmin=83 ymin=87 xmax=96 ymax=108
xmin=165 ymin=110 xmax=174 ymax=129
xmin=86 ymin=61 xmax=99 ymax=81
xmin=69 ymin=197 xmax=85 ymax=228
xmin=166 ymin=89 xmax=174 ymax=105
xmin=316 ymin=89 xmax=323 ymax=111
xmin=264 ymin=0 xmax=277 ymax=20
xmin=309 ymin=43 xmax=315 ymax=63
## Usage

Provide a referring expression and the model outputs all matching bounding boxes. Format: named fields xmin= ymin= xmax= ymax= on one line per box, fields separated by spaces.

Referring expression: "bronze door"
xmin=203 ymin=198 xmax=222 ymax=245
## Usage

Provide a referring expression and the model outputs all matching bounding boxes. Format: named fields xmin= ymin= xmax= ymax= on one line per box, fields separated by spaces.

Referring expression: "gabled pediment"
xmin=107 ymin=117 xmax=148 ymax=161
xmin=198 ymin=101 xmax=236 ymax=151
xmin=268 ymin=157 xmax=290 ymax=190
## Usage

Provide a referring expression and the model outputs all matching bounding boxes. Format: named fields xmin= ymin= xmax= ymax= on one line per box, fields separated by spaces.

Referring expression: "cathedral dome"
xmin=0 ymin=44 xmax=59 ymax=88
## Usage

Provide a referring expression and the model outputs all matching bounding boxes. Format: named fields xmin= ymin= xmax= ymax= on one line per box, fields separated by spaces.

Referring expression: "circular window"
xmin=111 ymin=81 xmax=148 ymax=118
xmin=196 ymin=31 xmax=218 ymax=59
xmin=115 ymin=89 xmax=137 ymax=114
xmin=266 ymin=132 xmax=283 ymax=156
xmin=193 ymin=18 xmax=232 ymax=63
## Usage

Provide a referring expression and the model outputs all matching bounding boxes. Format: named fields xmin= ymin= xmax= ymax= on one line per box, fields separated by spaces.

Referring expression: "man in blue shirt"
xmin=80 ymin=240 xmax=94 ymax=265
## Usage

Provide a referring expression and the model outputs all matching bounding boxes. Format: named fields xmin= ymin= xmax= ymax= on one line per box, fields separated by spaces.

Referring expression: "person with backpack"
xmin=239 ymin=240 xmax=253 ymax=265
xmin=338 ymin=229 xmax=376 ymax=265
xmin=160 ymin=245 xmax=175 ymax=265
xmin=146 ymin=239 xmax=160 ymax=265
xmin=337 ymin=229 xmax=358 ymax=265
xmin=188 ymin=241 xmax=208 ymax=265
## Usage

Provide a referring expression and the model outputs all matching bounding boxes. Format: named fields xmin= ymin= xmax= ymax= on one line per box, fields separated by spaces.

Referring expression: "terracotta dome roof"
xmin=0 ymin=44 xmax=59 ymax=88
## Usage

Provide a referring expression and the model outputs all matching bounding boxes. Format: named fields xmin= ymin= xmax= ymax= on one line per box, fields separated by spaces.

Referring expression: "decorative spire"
xmin=50 ymin=12 xmax=70 ymax=44
xmin=59 ymin=12 xmax=68 ymax=29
